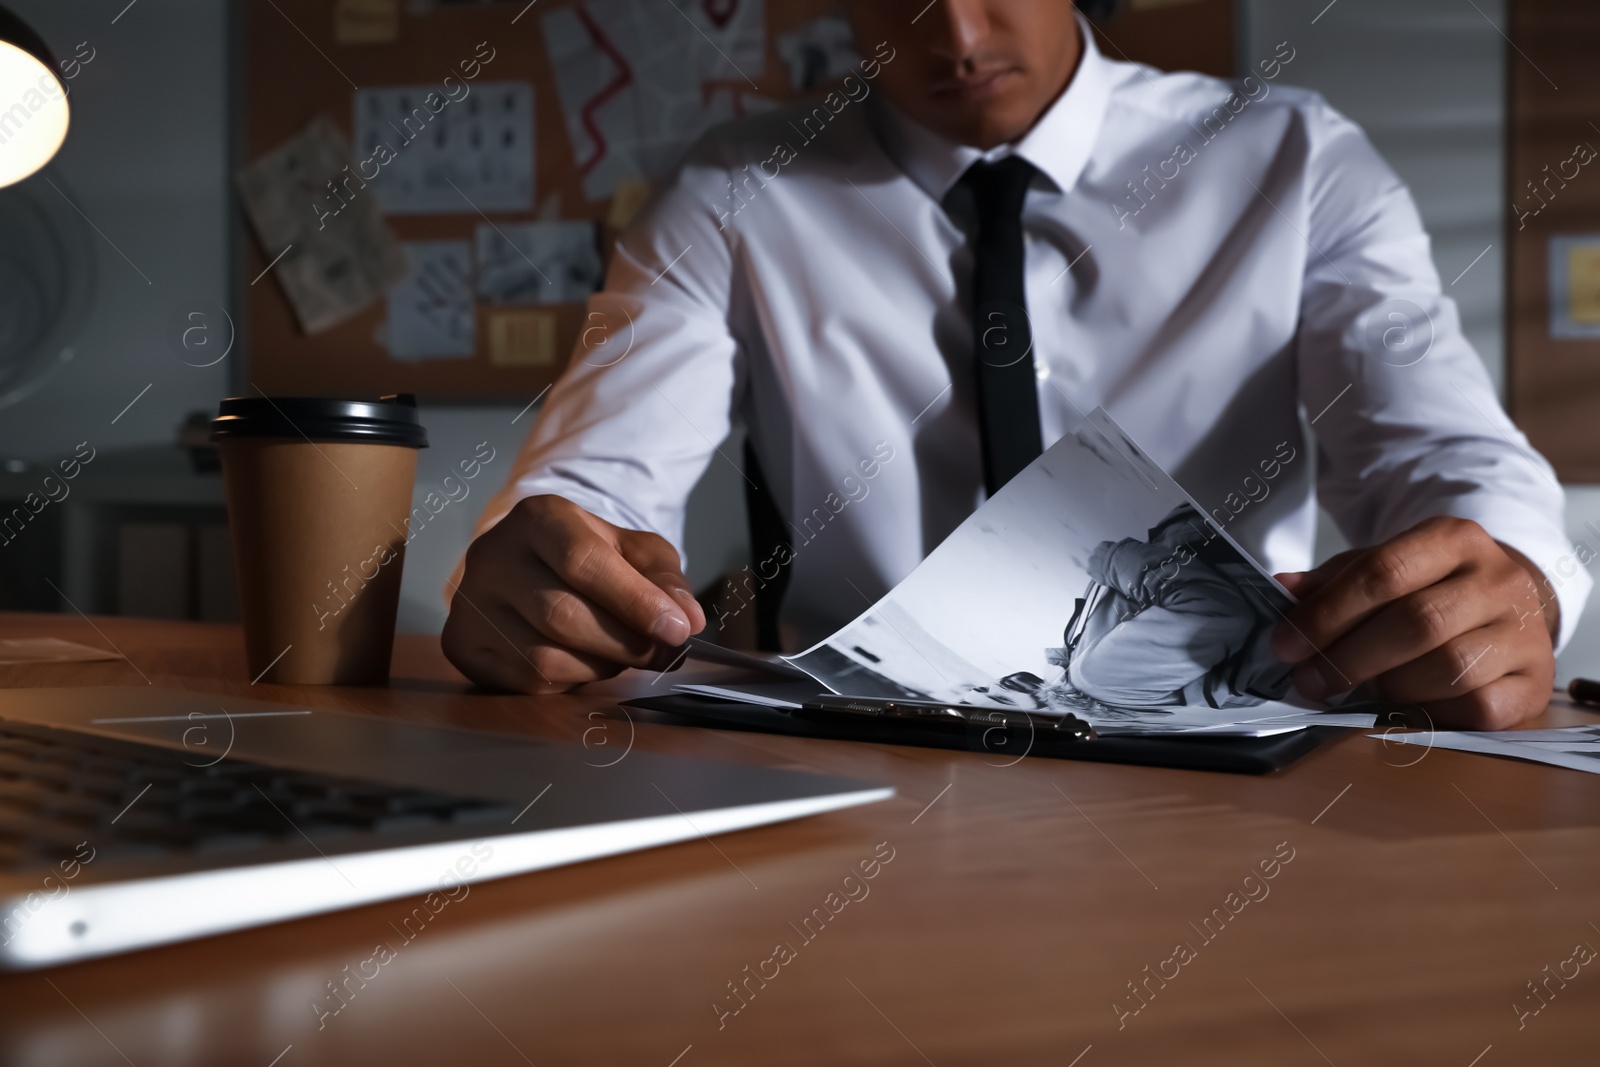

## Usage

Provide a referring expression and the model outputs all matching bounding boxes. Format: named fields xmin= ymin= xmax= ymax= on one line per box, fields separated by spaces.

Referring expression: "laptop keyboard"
xmin=0 ymin=719 xmax=517 ymax=871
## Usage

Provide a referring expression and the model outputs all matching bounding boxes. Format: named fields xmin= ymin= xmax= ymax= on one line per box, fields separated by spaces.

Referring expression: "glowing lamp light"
xmin=0 ymin=7 xmax=69 ymax=190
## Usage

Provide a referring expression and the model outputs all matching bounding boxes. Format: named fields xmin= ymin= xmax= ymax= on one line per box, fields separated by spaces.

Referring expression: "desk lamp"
xmin=0 ymin=6 xmax=69 ymax=189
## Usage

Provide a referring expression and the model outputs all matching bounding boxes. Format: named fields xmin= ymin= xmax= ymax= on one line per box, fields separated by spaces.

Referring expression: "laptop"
xmin=0 ymin=687 xmax=892 ymax=970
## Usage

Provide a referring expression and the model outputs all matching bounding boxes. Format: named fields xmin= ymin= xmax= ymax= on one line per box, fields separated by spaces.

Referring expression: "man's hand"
xmin=441 ymin=495 xmax=706 ymax=693
xmin=1271 ymin=516 xmax=1557 ymax=730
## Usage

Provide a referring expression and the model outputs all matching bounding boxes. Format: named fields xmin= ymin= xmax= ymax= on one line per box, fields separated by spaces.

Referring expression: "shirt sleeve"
xmin=1293 ymin=96 xmax=1590 ymax=652
xmin=447 ymin=145 xmax=747 ymax=600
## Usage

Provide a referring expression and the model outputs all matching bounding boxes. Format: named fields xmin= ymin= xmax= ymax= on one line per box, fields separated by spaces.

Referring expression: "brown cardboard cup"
xmin=212 ymin=396 xmax=428 ymax=684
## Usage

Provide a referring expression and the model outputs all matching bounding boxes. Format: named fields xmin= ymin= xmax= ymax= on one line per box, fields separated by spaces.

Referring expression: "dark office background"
xmin=1 ymin=0 xmax=1596 ymax=678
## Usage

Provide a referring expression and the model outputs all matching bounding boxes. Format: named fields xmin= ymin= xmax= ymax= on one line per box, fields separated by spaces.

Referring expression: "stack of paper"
xmin=677 ymin=409 xmax=1376 ymax=739
xmin=1373 ymin=725 xmax=1600 ymax=774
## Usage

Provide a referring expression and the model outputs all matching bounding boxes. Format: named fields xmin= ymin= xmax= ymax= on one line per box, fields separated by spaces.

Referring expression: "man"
xmin=443 ymin=0 xmax=1587 ymax=729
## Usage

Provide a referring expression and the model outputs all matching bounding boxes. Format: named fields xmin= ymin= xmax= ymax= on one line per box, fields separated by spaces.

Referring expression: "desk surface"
xmin=1 ymin=613 xmax=1598 ymax=1066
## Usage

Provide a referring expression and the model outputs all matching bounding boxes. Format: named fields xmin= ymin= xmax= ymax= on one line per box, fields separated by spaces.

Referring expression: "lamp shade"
xmin=0 ymin=7 xmax=68 ymax=190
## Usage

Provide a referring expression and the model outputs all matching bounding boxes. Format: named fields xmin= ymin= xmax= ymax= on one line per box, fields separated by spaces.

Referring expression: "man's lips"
xmin=931 ymin=67 xmax=1022 ymax=100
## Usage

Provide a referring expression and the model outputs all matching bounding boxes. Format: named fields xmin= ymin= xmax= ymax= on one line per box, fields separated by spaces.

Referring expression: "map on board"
xmin=540 ymin=0 xmax=768 ymax=201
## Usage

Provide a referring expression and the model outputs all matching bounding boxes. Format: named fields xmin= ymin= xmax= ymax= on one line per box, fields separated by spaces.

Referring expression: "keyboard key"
xmin=0 ymin=719 xmax=513 ymax=871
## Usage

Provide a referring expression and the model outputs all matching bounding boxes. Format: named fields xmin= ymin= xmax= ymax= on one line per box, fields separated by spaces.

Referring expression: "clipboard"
xmin=622 ymin=694 xmax=1350 ymax=775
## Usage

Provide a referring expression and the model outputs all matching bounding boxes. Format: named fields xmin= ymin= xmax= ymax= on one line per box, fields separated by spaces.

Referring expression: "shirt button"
xmin=1035 ymin=362 xmax=1051 ymax=381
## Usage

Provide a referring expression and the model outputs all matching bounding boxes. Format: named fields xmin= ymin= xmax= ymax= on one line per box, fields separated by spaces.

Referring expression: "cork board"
xmin=241 ymin=0 xmax=1234 ymax=401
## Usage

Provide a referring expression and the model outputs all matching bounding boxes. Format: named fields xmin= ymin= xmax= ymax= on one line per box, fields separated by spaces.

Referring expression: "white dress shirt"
xmin=469 ymin=27 xmax=1589 ymax=653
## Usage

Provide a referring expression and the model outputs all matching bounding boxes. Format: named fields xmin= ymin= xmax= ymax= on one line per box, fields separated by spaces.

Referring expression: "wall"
xmin=1241 ymin=0 xmax=1506 ymax=382
xmin=0 ymin=0 xmax=231 ymax=460
xmin=1242 ymin=0 xmax=1600 ymax=680
xmin=11 ymin=0 xmax=1596 ymax=672
xmin=0 ymin=0 xmax=746 ymax=635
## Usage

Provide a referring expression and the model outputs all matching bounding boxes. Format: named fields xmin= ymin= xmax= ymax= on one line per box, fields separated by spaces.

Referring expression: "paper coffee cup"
xmin=211 ymin=396 xmax=428 ymax=684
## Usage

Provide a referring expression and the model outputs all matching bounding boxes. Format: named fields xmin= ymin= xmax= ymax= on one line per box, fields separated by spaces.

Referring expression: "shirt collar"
xmin=870 ymin=14 xmax=1113 ymax=202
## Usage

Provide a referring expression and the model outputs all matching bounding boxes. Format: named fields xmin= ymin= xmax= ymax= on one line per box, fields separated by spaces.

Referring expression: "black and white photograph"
xmin=786 ymin=410 xmax=1307 ymax=723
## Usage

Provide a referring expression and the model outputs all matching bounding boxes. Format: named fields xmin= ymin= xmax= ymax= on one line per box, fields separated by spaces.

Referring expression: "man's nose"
xmin=924 ymin=0 xmax=994 ymax=66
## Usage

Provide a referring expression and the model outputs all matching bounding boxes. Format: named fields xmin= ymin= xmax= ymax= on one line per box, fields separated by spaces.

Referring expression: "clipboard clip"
xmin=798 ymin=696 xmax=1097 ymax=742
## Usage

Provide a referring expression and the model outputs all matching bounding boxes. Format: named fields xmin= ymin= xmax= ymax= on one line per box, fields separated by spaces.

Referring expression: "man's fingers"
xmin=509 ymin=570 xmax=668 ymax=670
xmin=518 ymin=642 xmax=630 ymax=691
xmin=445 ymin=635 xmax=535 ymax=694
xmin=523 ymin=510 xmax=693 ymax=644
xmin=443 ymin=498 xmax=707 ymax=694
xmin=618 ymin=530 xmax=707 ymax=634
xmin=1362 ymin=623 xmax=1518 ymax=705
xmin=443 ymin=595 xmax=624 ymax=692
xmin=646 ymin=641 xmax=693 ymax=674
xmin=1408 ymin=672 xmax=1549 ymax=731
xmin=1275 ymin=549 xmax=1361 ymax=600
xmin=1289 ymin=577 xmax=1504 ymax=699
xmin=1272 ymin=518 xmax=1474 ymax=663
xmin=1274 ymin=571 xmax=1317 ymax=598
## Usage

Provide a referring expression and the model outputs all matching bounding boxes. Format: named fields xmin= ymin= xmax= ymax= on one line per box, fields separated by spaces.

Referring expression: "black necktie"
xmin=958 ymin=157 xmax=1044 ymax=496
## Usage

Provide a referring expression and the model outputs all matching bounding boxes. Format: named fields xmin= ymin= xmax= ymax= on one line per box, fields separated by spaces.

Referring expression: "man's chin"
xmin=915 ymin=103 xmax=1043 ymax=150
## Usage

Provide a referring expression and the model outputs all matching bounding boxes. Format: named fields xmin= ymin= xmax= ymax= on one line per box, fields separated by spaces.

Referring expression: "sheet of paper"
xmin=674 ymin=681 xmax=817 ymax=709
xmin=1373 ymin=725 xmax=1600 ymax=774
xmin=1096 ymin=723 xmax=1307 ymax=738
xmin=335 ymin=0 xmax=398 ymax=44
xmin=540 ymin=0 xmax=699 ymax=200
xmin=1548 ymin=235 xmax=1600 ymax=339
xmin=487 ymin=309 xmax=559 ymax=367
xmin=703 ymin=86 xmax=782 ymax=122
xmin=1566 ymin=243 xmax=1600 ymax=323
xmin=235 ymin=117 xmax=409 ymax=334
xmin=541 ymin=0 xmax=764 ymax=201
xmin=353 ymin=81 xmax=534 ymax=214
xmin=777 ymin=16 xmax=860 ymax=91
xmin=386 ymin=240 xmax=475 ymax=361
xmin=688 ymin=0 xmax=765 ymax=79
xmin=1090 ymin=709 xmax=1375 ymax=731
xmin=684 ymin=636 xmax=815 ymax=680
xmin=784 ymin=408 xmax=1345 ymax=729
xmin=476 ymin=220 xmax=602 ymax=304
xmin=0 ymin=638 xmax=122 ymax=665
xmin=607 ymin=177 xmax=655 ymax=230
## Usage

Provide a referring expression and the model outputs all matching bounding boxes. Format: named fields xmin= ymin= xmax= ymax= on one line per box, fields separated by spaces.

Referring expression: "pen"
xmin=1567 ymin=678 xmax=1600 ymax=707
xmin=798 ymin=695 xmax=1098 ymax=742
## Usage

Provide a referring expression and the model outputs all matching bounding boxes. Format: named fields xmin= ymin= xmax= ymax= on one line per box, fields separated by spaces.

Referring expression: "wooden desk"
xmin=1 ymin=614 xmax=1598 ymax=1066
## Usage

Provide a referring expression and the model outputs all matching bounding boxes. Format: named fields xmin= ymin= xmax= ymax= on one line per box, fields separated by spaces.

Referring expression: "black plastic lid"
xmin=210 ymin=394 xmax=429 ymax=448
